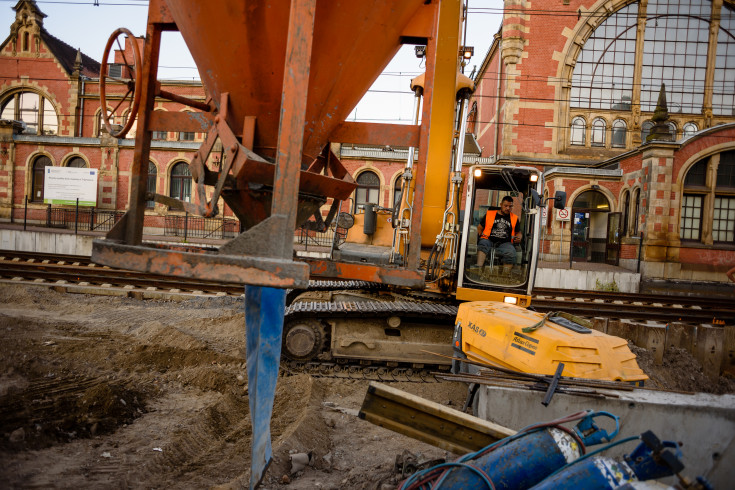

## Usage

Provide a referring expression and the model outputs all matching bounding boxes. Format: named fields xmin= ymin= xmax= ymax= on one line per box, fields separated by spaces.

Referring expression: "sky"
xmin=0 ymin=0 xmax=504 ymax=123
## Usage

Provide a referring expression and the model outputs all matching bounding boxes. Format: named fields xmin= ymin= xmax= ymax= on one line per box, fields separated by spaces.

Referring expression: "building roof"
xmin=40 ymin=29 xmax=100 ymax=77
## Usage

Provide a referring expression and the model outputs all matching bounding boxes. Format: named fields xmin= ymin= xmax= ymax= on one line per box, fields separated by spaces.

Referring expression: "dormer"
xmin=9 ymin=1 xmax=47 ymax=55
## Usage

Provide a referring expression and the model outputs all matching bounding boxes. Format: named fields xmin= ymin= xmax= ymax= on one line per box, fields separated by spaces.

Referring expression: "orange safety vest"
xmin=480 ymin=210 xmax=518 ymax=240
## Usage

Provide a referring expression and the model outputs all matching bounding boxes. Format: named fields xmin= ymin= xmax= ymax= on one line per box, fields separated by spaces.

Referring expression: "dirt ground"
xmin=0 ymin=284 xmax=733 ymax=489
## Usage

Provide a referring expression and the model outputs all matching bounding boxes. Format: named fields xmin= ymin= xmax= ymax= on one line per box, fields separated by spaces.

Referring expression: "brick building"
xmin=2 ymin=0 xmax=734 ymax=285
xmin=0 ymin=0 xmax=213 ymax=235
xmin=471 ymin=0 xmax=735 ymax=282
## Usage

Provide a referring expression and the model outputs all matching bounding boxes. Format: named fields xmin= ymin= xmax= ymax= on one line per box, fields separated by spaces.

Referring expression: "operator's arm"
xmin=512 ymin=215 xmax=521 ymax=244
xmin=727 ymin=266 xmax=735 ymax=283
xmin=477 ymin=223 xmax=484 ymax=240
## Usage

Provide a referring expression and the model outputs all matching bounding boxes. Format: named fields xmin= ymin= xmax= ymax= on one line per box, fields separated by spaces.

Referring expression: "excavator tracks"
xmin=282 ymin=298 xmax=458 ymax=379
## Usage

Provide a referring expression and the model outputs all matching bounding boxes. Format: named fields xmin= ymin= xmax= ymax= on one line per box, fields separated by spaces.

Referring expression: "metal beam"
xmin=359 ymin=382 xmax=515 ymax=455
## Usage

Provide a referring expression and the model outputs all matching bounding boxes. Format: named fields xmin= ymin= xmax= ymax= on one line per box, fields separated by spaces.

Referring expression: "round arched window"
xmin=169 ymin=162 xmax=191 ymax=202
xmin=67 ymin=156 xmax=87 ymax=168
xmin=0 ymin=90 xmax=59 ymax=135
xmin=354 ymin=171 xmax=380 ymax=212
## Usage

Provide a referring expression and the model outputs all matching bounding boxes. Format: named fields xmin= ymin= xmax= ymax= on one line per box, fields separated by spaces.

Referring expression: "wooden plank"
xmin=359 ymin=382 xmax=515 ymax=455
xmin=722 ymin=325 xmax=735 ymax=376
xmin=696 ymin=325 xmax=724 ymax=380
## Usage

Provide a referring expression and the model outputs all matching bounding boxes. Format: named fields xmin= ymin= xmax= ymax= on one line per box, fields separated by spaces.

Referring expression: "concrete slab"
xmin=1 ymin=230 xmax=16 ymax=250
xmin=15 ymin=232 xmax=36 ymax=252
xmin=475 ymin=385 xmax=735 ymax=488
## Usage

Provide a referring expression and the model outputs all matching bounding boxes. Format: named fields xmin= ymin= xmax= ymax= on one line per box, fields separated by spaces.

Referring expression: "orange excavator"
xmin=91 ymin=1 xmax=645 ymax=486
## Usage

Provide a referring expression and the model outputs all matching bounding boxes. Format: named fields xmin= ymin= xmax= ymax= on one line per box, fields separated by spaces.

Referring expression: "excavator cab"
xmin=456 ymin=165 xmax=546 ymax=304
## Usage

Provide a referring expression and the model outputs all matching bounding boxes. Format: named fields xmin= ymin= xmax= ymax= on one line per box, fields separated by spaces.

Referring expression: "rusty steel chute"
xmin=91 ymin=0 xmax=465 ymax=487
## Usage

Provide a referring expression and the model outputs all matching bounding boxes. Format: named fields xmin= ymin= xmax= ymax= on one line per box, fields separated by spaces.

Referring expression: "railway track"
xmin=1 ymin=250 xmax=733 ymax=324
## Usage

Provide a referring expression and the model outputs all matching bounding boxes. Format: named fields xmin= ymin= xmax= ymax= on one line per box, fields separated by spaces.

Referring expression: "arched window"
xmin=169 ymin=162 xmax=191 ymax=203
xmin=621 ymin=190 xmax=630 ymax=235
xmin=641 ymin=121 xmax=653 ymax=142
xmin=713 ymin=2 xmax=735 ymax=116
xmin=354 ymin=170 xmax=380 ymax=212
xmin=714 ymin=152 xmax=735 ymax=243
xmin=31 ymin=155 xmax=51 ymax=202
xmin=682 ymin=122 xmax=698 ymax=139
xmin=570 ymin=1 xmax=735 ymax=116
xmin=66 ymin=156 xmax=87 ymax=168
xmin=392 ymin=176 xmax=403 ymax=209
xmin=667 ymin=122 xmax=678 ymax=140
xmin=1 ymin=90 xmax=58 ymax=136
xmin=591 ymin=118 xmax=606 ymax=146
xmin=612 ymin=119 xmax=627 ymax=148
xmin=632 ymin=188 xmax=641 ymax=236
xmin=147 ymin=161 xmax=158 ymax=209
xmin=570 ymin=117 xmax=586 ymax=145
xmin=681 ymin=153 xmax=735 ymax=244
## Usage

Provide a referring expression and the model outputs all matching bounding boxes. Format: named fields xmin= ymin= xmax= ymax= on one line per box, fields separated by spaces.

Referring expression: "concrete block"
xmin=664 ymin=261 xmax=682 ymax=278
xmin=696 ymin=325 xmax=724 ymax=380
xmin=642 ymin=261 xmax=665 ymax=279
xmin=36 ymin=232 xmax=55 ymax=253
xmin=16 ymin=232 xmax=36 ymax=252
xmin=722 ymin=326 xmax=735 ymax=375
xmin=665 ymin=322 xmax=697 ymax=352
xmin=642 ymin=324 xmax=666 ymax=365
xmin=0 ymin=230 xmax=16 ymax=250
xmin=55 ymin=234 xmax=78 ymax=255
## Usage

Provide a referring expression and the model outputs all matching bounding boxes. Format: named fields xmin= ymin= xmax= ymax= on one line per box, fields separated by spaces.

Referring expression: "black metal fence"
xmin=165 ymin=214 xmax=240 ymax=240
xmin=45 ymin=207 xmax=125 ymax=233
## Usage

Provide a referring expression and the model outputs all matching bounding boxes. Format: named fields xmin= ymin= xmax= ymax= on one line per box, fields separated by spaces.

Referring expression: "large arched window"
xmin=570 ymin=117 xmax=586 ymax=145
xmin=713 ymin=3 xmax=735 ymax=116
xmin=591 ymin=118 xmax=606 ymax=146
xmin=31 ymin=155 xmax=52 ymax=202
xmin=353 ymin=170 xmax=380 ymax=212
xmin=1 ymin=90 xmax=59 ymax=135
xmin=169 ymin=162 xmax=191 ymax=203
xmin=66 ymin=156 xmax=87 ymax=168
xmin=569 ymin=0 xmax=735 ymax=141
xmin=147 ymin=161 xmax=158 ymax=209
xmin=612 ymin=119 xmax=627 ymax=148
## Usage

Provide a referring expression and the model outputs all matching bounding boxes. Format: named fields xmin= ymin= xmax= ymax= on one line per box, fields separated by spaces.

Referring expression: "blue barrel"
xmin=530 ymin=431 xmax=685 ymax=490
xmin=437 ymin=427 xmax=582 ymax=489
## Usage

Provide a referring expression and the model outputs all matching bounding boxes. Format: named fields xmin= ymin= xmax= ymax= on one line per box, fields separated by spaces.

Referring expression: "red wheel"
xmin=99 ymin=28 xmax=142 ymax=138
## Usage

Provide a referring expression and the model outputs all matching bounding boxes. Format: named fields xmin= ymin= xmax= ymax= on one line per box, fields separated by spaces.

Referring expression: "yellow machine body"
xmin=456 ymin=302 xmax=648 ymax=382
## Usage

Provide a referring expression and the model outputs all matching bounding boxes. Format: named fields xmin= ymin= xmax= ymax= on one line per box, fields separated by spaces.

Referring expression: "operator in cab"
xmin=476 ymin=195 xmax=521 ymax=274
